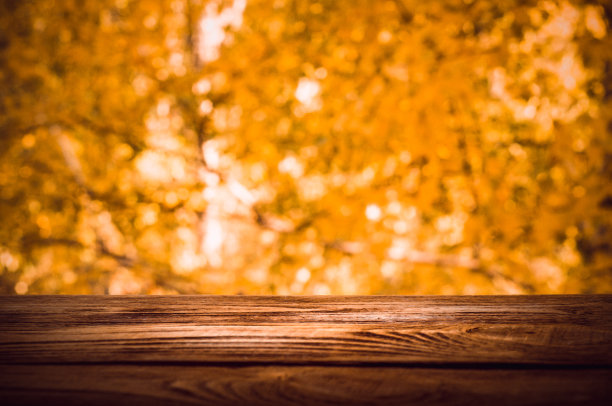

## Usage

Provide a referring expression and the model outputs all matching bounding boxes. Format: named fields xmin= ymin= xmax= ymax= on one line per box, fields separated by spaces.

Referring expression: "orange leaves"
xmin=0 ymin=0 xmax=611 ymax=295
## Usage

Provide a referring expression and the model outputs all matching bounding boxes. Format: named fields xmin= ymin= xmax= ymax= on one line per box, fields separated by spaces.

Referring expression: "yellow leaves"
xmin=1 ymin=0 xmax=611 ymax=295
xmin=21 ymin=134 xmax=36 ymax=149
xmin=136 ymin=204 xmax=159 ymax=229
xmin=135 ymin=150 xmax=185 ymax=184
xmin=109 ymin=268 xmax=144 ymax=294
xmin=35 ymin=215 xmax=52 ymax=238
xmin=113 ymin=143 xmax=134 ymax=161
xmin=585 ymin=5 xmax=607 ymax=40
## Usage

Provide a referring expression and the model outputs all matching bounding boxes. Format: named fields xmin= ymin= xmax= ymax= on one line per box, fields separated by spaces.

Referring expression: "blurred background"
xmin=0 ymin=0 xmax=611 ymax=295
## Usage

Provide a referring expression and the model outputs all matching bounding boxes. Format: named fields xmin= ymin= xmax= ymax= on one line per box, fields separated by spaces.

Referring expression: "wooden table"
xmin=0 ymin=295 xmax=610 ymax=405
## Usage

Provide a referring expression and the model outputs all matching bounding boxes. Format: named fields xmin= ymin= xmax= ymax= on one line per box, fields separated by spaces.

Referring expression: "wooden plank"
xmin=1 ymin=365 xmax=610 ymax=406
xmin=0 ymin=295 xmax=611 ymax=366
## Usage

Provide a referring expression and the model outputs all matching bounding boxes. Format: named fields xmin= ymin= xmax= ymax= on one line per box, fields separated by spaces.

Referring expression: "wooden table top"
xmin=1 ymin=295 xmax=611 ymax=405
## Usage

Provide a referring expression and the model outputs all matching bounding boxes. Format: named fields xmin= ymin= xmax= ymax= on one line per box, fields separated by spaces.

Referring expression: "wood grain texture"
xmin=0 ymin=295 xmax=611 ymax=405
xmin=1 ymin=295 xmax=610 ymax=365
xmin=1 ymin=365 xmax=610 ymax=406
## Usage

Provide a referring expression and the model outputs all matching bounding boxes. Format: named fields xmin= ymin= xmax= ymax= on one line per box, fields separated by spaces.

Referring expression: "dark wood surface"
xmin=2 ymin=365 xmax=610 ymax=406
xmin=0 ymin=295 xmax=611 ymax=405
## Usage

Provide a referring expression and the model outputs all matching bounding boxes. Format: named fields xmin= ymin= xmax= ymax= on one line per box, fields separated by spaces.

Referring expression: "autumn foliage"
xmin=0 ymin=0 xmax=611 ymax=294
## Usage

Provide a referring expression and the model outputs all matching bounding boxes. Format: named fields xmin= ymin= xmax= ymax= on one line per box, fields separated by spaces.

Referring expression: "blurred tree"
xmin=0 ymin=0 xmax=610 ymax=294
